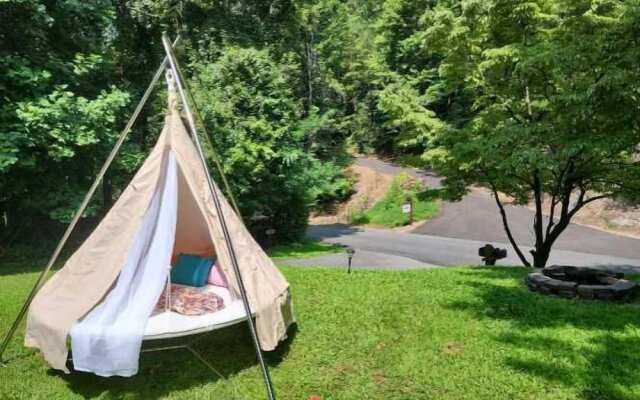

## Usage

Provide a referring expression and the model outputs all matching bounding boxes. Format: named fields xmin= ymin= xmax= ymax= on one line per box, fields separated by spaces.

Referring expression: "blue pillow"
xmin=171 ymin=254 xmax=215 ymax=287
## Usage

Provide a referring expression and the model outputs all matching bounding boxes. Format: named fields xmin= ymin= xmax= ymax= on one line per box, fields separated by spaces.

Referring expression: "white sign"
xmin=402 ymin=203 xmax=412 ymax=214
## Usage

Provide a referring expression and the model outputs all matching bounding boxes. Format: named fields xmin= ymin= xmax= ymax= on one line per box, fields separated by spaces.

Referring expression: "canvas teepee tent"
xmin=0 ymin=35 xmax=292 ymax=400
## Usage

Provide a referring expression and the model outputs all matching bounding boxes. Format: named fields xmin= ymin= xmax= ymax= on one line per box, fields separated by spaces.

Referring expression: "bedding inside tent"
xmin=145 ymin=284 xmax=248 ymax=340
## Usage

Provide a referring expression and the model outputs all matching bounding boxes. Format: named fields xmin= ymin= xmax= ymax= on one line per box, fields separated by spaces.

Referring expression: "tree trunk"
xmin=532 ymin=242 xmax=551 ymax=268
xmin=530 ymin=171 xmax=550 ymax=268
xmin=490 ymin=186 xmax=531 ymax=267
xmin=302 ymin=27 xmax=314 ymax=116
xmin=531 ymin=215 xmax=571 ymax=268
xmin=0 ymin=208 xmax=7 ymax=252
xmin=531 ymin=190 xmax=582 ymax=269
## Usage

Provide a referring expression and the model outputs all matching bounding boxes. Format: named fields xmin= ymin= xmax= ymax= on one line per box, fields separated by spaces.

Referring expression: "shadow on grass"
xmin=0 ymin=261 xmax=39 ymax=276
xmin=55 ymin=323 xmax=297 ymax=399
xmin=0 ymin=238 xmax=80 ymax=276
xmin=501 ymin=332 xmax=640 ymax=400
xmin=448 ymin=268 xmax=640 ymax=400
xmin=268 ymin=239 xmax=342 ymax=260
xmin=0 ymin=249 xmax=68 ymax=276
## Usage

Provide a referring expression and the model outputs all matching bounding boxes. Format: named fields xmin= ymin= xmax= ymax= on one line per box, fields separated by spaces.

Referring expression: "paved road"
xmin=302 ymin=224 xmax=640 ymax=272
xmin=357 ymin=157 xmax=640 ymax=260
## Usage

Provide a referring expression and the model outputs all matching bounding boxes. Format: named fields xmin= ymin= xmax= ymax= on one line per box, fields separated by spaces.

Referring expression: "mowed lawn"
xmin=2 ymin=259 xmax=640 ymax=399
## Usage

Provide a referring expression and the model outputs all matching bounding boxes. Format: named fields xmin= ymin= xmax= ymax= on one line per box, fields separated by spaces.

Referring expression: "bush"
xmin=191 ymin=47 xmax=349 ymax=242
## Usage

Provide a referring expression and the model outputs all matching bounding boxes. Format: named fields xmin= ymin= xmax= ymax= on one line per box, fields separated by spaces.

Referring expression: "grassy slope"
xmin=2 ymin=262 xmax=640 ymax=399
xmin=359 ymin=192 xmax=440 ymax=227
xmin=352 ymin=174 xmax=441 ymax=228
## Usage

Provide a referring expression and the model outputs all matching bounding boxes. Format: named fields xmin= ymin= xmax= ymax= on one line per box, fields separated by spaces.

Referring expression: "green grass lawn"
xmin=2 ymin=261 xmax=640 ymax=399
xmin=267 ymin=239 xmax=343 ymax=260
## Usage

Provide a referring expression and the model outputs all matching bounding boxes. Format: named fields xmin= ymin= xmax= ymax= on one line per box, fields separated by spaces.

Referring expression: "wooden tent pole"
xmin=0 ymin=36 xmax=180 ymax=363
xmin=161 ymin=34 xmax=276 ymax=400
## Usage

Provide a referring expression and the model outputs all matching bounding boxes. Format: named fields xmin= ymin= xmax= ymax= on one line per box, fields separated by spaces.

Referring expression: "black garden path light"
xmin=346 ymin=247 xmax=356 ymax=273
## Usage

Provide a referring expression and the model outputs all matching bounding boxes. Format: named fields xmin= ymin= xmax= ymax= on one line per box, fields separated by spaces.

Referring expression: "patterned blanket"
xmin=155 ymin=285 xmax=225 ymax=315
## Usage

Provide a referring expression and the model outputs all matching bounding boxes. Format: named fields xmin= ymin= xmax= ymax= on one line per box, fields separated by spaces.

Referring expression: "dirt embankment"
xmin=547 ymin=198 xmax=640 ymax=238
xmin=310 ymin=164 xmax=392 ymax=225
xmin=500 ymin=192 xmax=640 ymax=239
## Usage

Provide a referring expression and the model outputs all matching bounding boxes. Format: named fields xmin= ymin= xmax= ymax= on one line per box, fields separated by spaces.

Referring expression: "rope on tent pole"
xmin=0 ymin=36 xmax=181 ymax=363
xmin=161 ymin=33 xmax=276 ymax=400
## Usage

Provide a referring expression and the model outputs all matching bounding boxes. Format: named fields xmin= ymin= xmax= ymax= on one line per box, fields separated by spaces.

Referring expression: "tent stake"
xmin=0 ymin=37 xmax=180 ymax=363
xmin=161 ymin=33 xmax=276 ymax=400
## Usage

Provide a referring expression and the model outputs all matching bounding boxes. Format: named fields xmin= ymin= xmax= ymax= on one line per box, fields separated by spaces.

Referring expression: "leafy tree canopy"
xmin=419 ymin=0 xmax=640 ymax=266
xmin=2 ymin=0 xmax=640 ymax=258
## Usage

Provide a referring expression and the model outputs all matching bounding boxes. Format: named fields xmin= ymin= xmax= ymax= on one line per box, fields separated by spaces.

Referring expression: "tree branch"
xmin=503 ymin=103 xmax=526 ymax=125
xmin=545 ymin=194 xmax=560 ymax=239
xmin=532 ymin=170 xmax=544 ymax=253
xmin=489 ymin=183 xmax=532 ymax=267
xmin=582 ymin=194 xmax=610 ymax=205
xmin=546 ymin=158 xmax=574 ymax=237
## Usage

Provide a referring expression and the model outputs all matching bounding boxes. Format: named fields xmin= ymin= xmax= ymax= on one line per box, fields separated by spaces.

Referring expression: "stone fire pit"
xmin=526 ymin=265 xmax=638 ymax=301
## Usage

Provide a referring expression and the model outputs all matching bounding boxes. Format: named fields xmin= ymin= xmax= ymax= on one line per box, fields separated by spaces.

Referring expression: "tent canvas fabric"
xmin=24 ymin=93 xmax=295 ymax=373
xmin=70 ymin=152 xmax=179 ymax=377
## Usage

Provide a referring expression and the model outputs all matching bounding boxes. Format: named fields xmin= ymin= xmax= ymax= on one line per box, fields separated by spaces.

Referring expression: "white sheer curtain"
xmin=70 ymin=152 xmax=178 ymax=377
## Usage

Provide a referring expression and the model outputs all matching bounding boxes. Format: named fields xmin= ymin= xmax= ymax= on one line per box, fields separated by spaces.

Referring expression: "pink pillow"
xmin=208 ymin=261 xmax=228 ymax=288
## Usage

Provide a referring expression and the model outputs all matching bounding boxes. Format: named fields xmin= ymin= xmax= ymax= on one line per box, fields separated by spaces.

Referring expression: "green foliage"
xmin=296 ymin=0 xmax=405 ymax=154
xmin=418 ymin=0 xmax=640 ymax=266
xmin=359 ymin=0 xmax=640 ymax=266
xmin=305 ymin=158 xmax=355 ymax=207
xmin=0 ymin=0 xmax=353 ymax=245
xmin=377 ymin=81 xmax=444 ymax=153
xmin=4 ymin=0 xmax=640 ymax=256
xmin=191 ymin=47 xmax=348 ymax=241
xmin=0 ymin=1 xmax=134 ymax=240
xmin=351 ymin=172 xmax=440 ymax=227
xmin=12 ymin=84 xmax=130 ymax=222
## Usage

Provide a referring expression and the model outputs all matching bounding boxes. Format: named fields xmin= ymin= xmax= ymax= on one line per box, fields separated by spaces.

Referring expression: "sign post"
xmin=402 ymin=198 xmax=413 ymax=224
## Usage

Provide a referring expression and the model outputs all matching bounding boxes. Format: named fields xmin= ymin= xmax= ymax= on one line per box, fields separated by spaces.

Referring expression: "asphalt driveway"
xmin=357 ymin=157 xmax=640 ymax=260
xmin=297 ymin=224 xmax=640 ymax=272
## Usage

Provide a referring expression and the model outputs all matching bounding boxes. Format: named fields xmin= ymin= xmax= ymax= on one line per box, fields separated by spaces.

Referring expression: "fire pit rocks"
xmin=526 ymin=265 xmax=638 ymax=301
